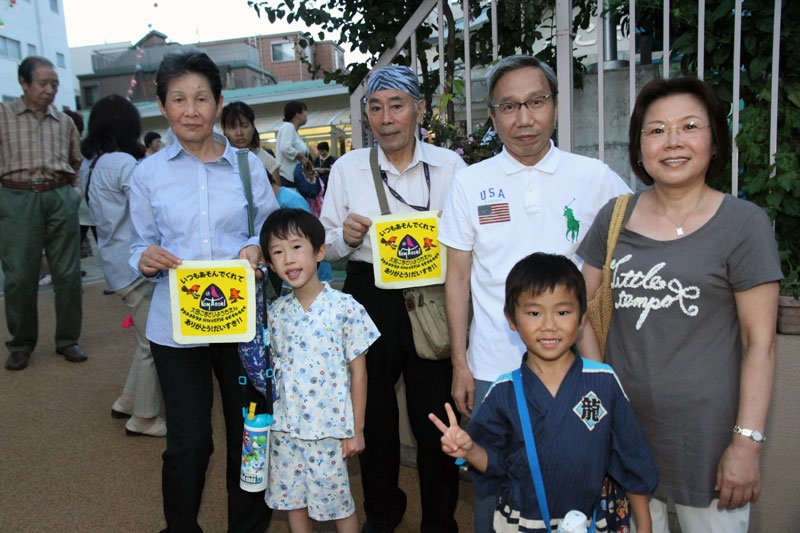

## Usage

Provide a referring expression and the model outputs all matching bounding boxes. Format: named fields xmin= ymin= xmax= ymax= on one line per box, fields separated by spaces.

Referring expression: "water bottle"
xmin=240 ymin=402 xmax=273 ymax=492
xmin=557 ymin=510 xmax=588 ymax=533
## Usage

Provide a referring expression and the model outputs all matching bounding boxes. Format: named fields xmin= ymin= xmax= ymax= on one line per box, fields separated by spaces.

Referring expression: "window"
xmin=334 ymin=51 xmax=344 ymax=70
xmin=83 ymin=86 xmax=100 ymax=108
xmin=0 ymin=37 xmax=21 ymax=60
xmin=271 ymin=41 xmax=294 ymax=62
xmin=56 ymin=52 xmax=65 ymax=68
xmin=27 ymin=44 xmax=36 ymax=56
xmin=50 ymin=0 xmax=58 ymax=14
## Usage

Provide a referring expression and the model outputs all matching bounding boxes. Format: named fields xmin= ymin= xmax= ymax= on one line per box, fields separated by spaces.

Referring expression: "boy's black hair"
xmin=504 ymin=252 xmax=587 ymax=322
xmin=259 ymin=208 xmax=325 ymax=258
xmin=144 ymin=131 xmax=161 ymax=148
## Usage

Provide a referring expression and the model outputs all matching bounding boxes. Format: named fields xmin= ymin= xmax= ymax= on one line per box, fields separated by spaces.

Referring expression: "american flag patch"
xmin=477 ymin=203 xmax=510 ymax=224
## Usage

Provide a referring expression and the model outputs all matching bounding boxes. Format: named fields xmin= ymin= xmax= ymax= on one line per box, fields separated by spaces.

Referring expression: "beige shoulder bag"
xmin=586 ymin=193 xmax=631 ymax=359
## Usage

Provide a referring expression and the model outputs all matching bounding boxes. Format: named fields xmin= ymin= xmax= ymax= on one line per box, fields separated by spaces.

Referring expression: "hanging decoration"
xmin=0 ymin=0 xmax=17 ymax=29
xmin=126 ymin=1 xmax=159 ymax=100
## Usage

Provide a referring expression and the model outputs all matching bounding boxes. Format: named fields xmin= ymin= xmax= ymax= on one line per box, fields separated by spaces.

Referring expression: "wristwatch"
xmin=733 ymin=425 xmax=766 ymax=443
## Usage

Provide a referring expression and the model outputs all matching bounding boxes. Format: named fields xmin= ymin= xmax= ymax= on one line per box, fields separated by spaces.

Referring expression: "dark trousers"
xmin=344 ymin=262 xmax=459 ymax=532
xmin=0 ymin=186 xmax=82 ymax=352
xmin=151 ymin=342 xmax=272 ymax=533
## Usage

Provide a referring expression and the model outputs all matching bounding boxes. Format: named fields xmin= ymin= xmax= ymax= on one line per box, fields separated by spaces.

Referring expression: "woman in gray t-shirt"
xmin=578 ymin=77 xmax=782 ymax=533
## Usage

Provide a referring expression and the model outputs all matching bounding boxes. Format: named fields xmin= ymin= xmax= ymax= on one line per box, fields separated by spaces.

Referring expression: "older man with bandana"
xmin=320 ymin=65 xmax=466 ymax=532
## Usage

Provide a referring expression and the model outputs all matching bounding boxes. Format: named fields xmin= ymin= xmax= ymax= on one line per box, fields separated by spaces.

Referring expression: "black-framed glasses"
xmin=489 ymin=94 xmax=553 ymax=115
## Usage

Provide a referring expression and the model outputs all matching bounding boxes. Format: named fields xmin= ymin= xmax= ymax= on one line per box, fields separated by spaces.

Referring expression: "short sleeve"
xmin=726 ymin=202 xmax=783 ymax=291
xmin=576 ymin=196 xmax=617 ymax=269
xmin=438 ymin=176 xmax=474 ymax=251
xmin=606 ymin=377 xmax=659 ymax=495
xmin=340 ymin=295 xmax=380 ymax=362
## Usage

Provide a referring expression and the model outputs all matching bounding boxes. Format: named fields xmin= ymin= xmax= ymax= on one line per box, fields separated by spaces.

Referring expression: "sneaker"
xmin=38 ymin=274 xmax=52 ymax=286
xmin=125 ymin=416 xmax=167 ymax=437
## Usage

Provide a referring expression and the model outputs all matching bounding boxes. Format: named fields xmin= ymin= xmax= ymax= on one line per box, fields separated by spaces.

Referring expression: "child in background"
xmin=430 ymin=253 xmax=658 ymax=532
xmin=260 ymin=208 xmax=379 ymax=533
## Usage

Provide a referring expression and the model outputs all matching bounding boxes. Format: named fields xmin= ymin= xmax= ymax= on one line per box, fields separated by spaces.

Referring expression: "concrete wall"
xmin=751 ymin=334 xmax=800 ymax=531
xmin=397 ymin=335 xmax=800 ymax=530
xmin=572 ymin=64 xmax=661 ymax=188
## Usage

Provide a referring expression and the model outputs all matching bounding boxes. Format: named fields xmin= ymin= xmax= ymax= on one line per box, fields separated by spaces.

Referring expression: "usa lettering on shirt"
xmin=611 ymin=254 xmax=700 ymax=329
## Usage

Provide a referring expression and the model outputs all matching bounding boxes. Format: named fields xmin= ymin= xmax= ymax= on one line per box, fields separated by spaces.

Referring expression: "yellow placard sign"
xmin=369 ymin=210 xmax=446 ymax=289
xmin=168 ymin=259 xmax=255 ymax=344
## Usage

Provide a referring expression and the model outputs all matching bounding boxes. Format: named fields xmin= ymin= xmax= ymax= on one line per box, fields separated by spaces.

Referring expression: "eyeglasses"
xmin=640 ymin=120 xmax=710 ymax=141
xmin=489 ymin=94 xmax=553 ymax=115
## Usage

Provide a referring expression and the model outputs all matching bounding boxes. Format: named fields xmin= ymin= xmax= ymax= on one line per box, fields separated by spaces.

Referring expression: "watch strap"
xmin=733 ymin=425 xmax=766 ymax=443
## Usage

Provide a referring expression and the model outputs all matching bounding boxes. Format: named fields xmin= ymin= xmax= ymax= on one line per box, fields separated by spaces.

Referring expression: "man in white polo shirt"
xmin=438 ymin=54 xmax=631 ymax=531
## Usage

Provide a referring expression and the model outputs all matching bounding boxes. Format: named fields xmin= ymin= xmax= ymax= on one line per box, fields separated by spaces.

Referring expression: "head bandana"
xmin=365 ymin=65 xmax=420 ymax=101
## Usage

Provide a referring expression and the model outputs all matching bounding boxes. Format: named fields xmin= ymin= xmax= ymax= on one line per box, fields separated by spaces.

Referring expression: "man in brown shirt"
xmin=0 ymin=56 xmax=85 ymax=370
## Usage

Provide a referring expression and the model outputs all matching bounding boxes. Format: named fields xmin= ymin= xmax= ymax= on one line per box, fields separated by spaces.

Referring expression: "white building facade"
xmin=0 ymin=0 xmax=75 ymax=110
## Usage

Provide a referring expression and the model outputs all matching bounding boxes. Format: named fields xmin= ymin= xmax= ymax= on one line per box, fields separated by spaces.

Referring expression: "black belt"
xmin=1 ymin=177 xmax=71 ymax=192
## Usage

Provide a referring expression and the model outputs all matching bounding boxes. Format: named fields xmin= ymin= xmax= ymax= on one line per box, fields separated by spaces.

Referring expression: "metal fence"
xmin=351 ymin=0 xmax=783 ymax=194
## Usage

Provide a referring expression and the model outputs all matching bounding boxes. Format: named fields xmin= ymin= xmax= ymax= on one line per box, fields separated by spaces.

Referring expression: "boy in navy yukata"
xmin=430 ymin=253 xmax=658 ymax=532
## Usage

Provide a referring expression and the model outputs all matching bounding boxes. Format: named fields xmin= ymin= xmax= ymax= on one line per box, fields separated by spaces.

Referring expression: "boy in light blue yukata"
xmin=430 ymin=253 xmax=658 ymax=532
xmin=260 ymin=208 xmax=379 ymax=532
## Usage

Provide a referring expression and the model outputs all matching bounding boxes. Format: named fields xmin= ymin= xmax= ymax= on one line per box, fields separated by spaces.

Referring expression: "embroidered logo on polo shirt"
xmin=573 ymin=391 xmax=606 ymax=431
xmin=563 ymin=199 xmax=580 ymax=242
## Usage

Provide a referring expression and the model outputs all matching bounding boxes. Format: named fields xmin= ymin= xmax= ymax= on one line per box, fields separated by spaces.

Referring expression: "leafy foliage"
xmin=424 ymin=116 xmax=502 ymax=165
xmin=612 ymin=0 xmax=800 ymax=286
xmin=248 ymin=0 xmax=598 ymax=125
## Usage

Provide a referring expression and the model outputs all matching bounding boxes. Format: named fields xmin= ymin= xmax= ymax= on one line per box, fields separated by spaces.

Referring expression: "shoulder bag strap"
xmin=83 ymin=154 xmax=103 ymax=208
xmin=236 ymin=148 xmax=277 ymax=298
xmin=369 ymin=147 xmax=391 ymax=216
xmin=512 ymin=370 xmax=597 ymax=533
xmin=237 ymin=148 xmax=255 ymax=237
xmin=603 ymin=193 xmax=632 ymax=270
xmin=512 ymin=369 xmax=552 ymax=529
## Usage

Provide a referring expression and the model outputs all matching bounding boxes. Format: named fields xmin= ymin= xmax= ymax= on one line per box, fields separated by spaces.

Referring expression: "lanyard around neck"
xmin=379 ymin=162 xmax=431 ymax=212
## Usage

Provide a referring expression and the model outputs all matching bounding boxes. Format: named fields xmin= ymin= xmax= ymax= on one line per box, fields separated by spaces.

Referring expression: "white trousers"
xmin=118 ymin=278 xmax=161 ymax=418
xmin=633 ymin=497 xmax=749 ymax=533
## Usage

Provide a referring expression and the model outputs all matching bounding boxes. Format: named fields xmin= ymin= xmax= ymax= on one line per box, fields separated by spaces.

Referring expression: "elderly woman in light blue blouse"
xmin=128 ymin=49 xmax=278 ymax=533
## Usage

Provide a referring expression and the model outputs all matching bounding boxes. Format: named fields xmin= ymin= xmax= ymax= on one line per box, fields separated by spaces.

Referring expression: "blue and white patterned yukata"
xmin=266 ymin=282 xmax=380 ymax=519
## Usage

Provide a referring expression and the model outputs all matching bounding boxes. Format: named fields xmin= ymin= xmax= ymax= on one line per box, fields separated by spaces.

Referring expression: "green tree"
xmin=248 ymin=0 xmax=597 ymax=125
xmin=613 ymin=0 xmax=800 ymax=283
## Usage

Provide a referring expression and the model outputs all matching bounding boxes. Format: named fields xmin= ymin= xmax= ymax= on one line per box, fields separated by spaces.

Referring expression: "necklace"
xmin=655 ymin=187 xmax=706 ymax=237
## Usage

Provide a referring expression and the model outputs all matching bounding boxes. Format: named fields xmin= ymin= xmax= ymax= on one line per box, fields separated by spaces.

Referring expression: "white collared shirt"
xmin=320 ymin=139 xmax=467 ymax=263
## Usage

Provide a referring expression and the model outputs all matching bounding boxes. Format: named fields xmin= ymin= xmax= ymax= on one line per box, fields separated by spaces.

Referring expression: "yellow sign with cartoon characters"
xmin=168 ymin=260 xmax=255 ymax=344
xmin=369 ymin=211 xmax=446 ymax=289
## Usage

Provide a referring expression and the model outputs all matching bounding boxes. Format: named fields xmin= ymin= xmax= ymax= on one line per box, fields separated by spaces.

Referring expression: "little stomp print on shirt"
xmin=611 ymin=254 xmax=701 ymax=329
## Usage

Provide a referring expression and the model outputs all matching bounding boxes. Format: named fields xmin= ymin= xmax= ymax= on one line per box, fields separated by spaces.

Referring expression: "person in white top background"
xmin=276 ymin=100 xmax=312 ymax=189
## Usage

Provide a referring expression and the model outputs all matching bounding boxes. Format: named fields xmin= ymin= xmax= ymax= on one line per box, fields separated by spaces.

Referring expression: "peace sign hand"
xmin=428 ymin=403 xmax=474 ymax=459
